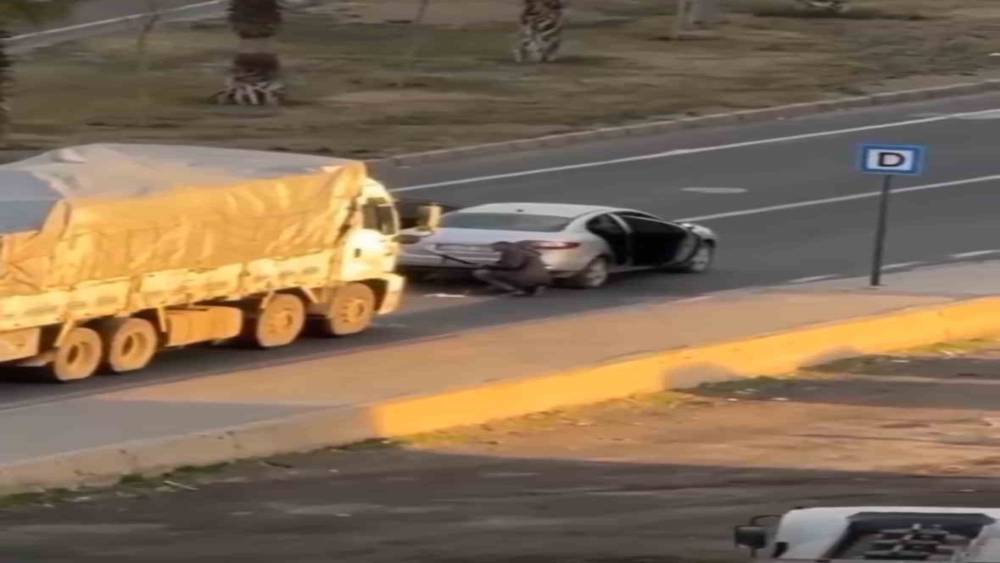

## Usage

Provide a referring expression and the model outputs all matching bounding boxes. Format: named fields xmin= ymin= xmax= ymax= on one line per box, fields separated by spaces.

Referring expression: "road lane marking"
xmin=392 ymin=108 xmax=1000 ymax=192
xmin=951 ymin=250 xmax=1000 ymax=259
xmin=882 ymin=261 xmax=924 ymax=270
xmin=957 ymin=110 xmax=1000 ymax=120
xmin=787 ymin=274 xmax=837 ymax=284
xmin=676 ymin=174 xmax=1000 ymax=222
xmin=682 ymin=187 xmax=748 ymax=194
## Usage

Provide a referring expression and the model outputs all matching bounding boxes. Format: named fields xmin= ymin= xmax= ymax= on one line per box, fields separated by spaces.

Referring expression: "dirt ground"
xmin=8 ymin=0 xmax=1000 ymax=158
xmin=6 ymin=340 xmax=1000 ymax=561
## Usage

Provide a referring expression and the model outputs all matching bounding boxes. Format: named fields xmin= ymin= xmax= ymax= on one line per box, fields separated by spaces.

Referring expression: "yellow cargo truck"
xmin=0 ymin=144 xmax=426 ymax=382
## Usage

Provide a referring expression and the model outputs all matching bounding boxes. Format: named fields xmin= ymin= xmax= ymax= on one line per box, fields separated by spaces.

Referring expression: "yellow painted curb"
xmin=368 ymin=296 xmax=1000 ymax=436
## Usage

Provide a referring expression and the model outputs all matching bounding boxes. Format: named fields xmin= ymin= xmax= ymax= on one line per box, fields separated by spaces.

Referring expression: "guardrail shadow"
xmin=688 ymin=350 xmax=1000 ymax=412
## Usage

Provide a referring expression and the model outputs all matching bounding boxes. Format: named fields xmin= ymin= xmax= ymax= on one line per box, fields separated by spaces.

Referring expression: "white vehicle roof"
xmin=773 ymin=506 xmax=1000 ymax=561
xmin=455 ymin=202 xmax=627 ymax=219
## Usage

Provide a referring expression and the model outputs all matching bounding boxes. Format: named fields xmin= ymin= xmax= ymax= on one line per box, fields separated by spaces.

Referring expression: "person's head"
xmin=490 ymin=241 xmax=512 ymax=251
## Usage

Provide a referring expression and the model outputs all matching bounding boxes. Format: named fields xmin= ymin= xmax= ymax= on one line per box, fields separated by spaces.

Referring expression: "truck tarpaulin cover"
xmin=0 ymin=144 xmax=366 ymax=296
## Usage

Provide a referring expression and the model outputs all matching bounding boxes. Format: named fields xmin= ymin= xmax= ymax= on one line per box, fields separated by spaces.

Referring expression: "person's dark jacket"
xmin=487 ymin=242 xmax=551 ymax=287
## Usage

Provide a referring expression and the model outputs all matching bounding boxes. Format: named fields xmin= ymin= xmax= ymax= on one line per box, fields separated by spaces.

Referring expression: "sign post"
xmin=859 ymin=144 xmax=926 ymax=286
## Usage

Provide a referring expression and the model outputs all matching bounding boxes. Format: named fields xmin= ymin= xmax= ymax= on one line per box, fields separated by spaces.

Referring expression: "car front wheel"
xmin=676 ymin=242 xmax=714 ymax=273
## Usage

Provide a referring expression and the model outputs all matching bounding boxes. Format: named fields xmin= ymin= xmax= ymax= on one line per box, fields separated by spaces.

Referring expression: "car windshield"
xmin=440 ymin=213 xmax=571 ymax=232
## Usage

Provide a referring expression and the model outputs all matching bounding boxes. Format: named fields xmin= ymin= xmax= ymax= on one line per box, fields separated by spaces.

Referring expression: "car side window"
xmin=615 ymin=213 xmax=674 ymax=235
xmin=586 ymin=214 xmax=626 ymax=235
xmin=617 ymin=211 xmax=662 ymax=222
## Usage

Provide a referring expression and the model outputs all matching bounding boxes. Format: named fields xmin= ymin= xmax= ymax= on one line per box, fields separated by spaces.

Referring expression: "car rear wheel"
xmin=565 ymin=256 xmax=610 ymax=289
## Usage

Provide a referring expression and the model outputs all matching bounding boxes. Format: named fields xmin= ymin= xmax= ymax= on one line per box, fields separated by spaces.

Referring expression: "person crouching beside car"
xmin=473 ymin=241 xmax=551 ymax=296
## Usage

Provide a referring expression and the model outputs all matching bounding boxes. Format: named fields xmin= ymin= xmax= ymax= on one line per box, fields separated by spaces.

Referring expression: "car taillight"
xmin=526 ymin=241 xmax=581 ymax=250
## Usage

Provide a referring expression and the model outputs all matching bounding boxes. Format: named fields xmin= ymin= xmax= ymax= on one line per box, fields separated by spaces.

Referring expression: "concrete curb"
xmin=371 ymin=80 xmax=1000 ymax=169
xmin=3 ymin=295 xmax=1000 ymax=495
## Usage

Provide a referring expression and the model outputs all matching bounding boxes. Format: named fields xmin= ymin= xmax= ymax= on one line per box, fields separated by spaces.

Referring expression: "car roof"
xmin=454 ymin=202 xmax=624 ymax=219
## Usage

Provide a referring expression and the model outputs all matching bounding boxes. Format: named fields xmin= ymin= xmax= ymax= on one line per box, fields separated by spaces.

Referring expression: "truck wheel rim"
xmin=340 ymin=298 xmax=370 ymax=324
xmin=66 ymin=345 xmax=84 ymax=367
xmin=267 ymin=308 xmax=297 ymax=335
xmin=121 ymin=334 xmax=143 ymax=358
xmin=56 ymin=330 xmax=101 ymax=381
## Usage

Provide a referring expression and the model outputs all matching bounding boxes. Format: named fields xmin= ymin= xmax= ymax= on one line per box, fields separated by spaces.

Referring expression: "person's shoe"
xmin=530 ymin=285 xmax=547 ymax=297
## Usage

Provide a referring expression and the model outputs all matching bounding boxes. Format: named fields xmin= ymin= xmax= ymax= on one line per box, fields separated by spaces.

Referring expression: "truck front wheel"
xmin=50 ymin=327 xmax=103 ymax=382
xmin=314 ymin=283 xmax=376 ymax=337
xmin=99 ymin=318 xmax=159 ymax=374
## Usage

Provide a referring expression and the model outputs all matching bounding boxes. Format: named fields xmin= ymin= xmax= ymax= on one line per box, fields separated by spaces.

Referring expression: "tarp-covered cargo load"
xmin=0 ymin=144 xmax=368 ymax=296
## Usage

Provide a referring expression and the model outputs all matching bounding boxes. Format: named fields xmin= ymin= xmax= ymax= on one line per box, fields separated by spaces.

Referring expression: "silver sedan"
xmin=397 ymin=202 xmax=718 ymax=288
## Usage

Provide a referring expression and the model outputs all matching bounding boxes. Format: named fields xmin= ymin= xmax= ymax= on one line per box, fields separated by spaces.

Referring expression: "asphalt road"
xmin=1 ymin=92 xmax=999 ymax=407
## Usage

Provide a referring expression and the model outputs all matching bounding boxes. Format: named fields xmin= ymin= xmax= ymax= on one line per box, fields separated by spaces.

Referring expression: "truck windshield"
xmin=440 ymin=213 xmax=570 ymax=233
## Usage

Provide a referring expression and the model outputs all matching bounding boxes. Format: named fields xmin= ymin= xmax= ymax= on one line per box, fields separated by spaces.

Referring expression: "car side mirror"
xmin=734 ymin=525 xmax=768 ymax=552
xmin=416 ymin=204 xmax=442 ymax=232
xmin=395 ymin=233 xmax=422 ymax=245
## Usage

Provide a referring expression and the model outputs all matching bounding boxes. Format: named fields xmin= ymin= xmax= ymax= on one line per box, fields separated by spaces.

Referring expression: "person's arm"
xmin=489 ymin=249 xmax=526 ymax=270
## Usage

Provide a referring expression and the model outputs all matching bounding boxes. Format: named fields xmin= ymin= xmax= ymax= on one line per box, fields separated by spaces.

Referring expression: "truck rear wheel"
xmin=50 ymin=327 xmax=103 ymax=382
xmin=243 ymin=293 xmax=306 ymax=349
xmin=314 ymin=283 xmax=376 ymax=337
xmin=99 ymin=318 xmax=159 ymax=374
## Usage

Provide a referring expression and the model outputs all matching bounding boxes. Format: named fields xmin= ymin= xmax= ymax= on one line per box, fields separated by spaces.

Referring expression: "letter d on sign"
xmin=877 ymin=152 xmax=905 ymax=168
xmin=860 ymin=145 xmax=923 ymax=175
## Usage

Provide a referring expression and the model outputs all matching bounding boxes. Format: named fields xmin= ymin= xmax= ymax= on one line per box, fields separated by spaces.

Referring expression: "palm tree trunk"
xmin=514 ymin=0 xmax=564 ymax=63
xmin=219 ymin=45 xmax=284 ymax=106
xmin=396 ymin=0 xmax=431 ymax=86
xmin=216 ymin=0 xmax=285 ymax=106
xmin=689 ymin=0 xmax=720 ymax=27
xmin=0 ymin=30 xmax=11 ymax=145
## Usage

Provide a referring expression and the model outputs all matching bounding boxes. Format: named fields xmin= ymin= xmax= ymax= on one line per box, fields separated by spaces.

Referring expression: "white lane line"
xmin=957 ymin=110 xmax=1000 ymax=120
xmin=7 ymin=1 xmax=223 ymax=41
xmin=682 ymin=187 xmax=748 ymax=194
xmin=676 ymin=174 xmax=1000 ymax=222
xmin=951 ymin=249 xmax=1000 ymax=259
xmin=882 ymin=261 xmax=924 ymax=270
xmin=787 ymin=274 xmax=838 ymax=284
xmin=392 ymin=108 xmax=1000 ymax=192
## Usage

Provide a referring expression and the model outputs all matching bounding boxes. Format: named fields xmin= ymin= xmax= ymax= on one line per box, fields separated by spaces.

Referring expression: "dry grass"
xmin=7 ymin=0 xmax=1000 ymax=158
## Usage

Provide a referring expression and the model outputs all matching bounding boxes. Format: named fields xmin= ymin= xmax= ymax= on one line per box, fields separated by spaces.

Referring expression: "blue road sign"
xmin=859 ymin=144 xmax=926 ymax=176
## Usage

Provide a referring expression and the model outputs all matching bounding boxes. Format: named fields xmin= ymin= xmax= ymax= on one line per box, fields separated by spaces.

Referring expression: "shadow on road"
xmin=1 ymin=446 xmax=999 ymax=563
